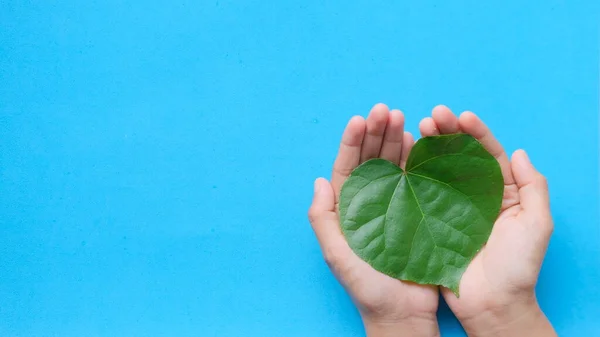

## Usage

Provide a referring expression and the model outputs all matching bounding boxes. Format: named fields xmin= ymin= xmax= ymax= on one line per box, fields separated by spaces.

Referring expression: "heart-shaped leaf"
xmin=339 ymin=133 xmax=503 ymax=296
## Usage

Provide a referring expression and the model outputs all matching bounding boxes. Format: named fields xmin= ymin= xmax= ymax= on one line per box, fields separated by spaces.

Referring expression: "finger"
xmin=419 ymin=117 xmax=439 ymax=137
xmin=511 ymin=150 xmax=550 ymax=216
xmin=331 ymin=116 xmax=366 ymax=202
xmin=431 ymin=105 xmax=460 ymax=134
xmin=399 ymin=131 xmax=414 ymax=169
xmin=459 ymin=112 xmax=515 ymax=185
xmin=360 ymin=103 xmax=389 ymax=162
xmin=379 ymin=109 xmax=405 ymax=165
xmin=308 ymin=178 xmax=354 ymax=268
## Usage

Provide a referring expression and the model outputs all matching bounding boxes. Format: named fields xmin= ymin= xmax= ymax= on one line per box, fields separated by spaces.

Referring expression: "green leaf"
xmin=339 ymin=133 xmax=503 ymax=296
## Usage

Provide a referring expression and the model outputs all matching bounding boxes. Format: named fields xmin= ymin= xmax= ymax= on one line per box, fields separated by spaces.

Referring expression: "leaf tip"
xmin=448 ymin=282 xmax=460 ymax=298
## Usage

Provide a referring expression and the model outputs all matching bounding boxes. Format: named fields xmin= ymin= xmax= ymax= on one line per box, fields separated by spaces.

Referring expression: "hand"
xmin=419 ymin=106 xmax=557 ymax=337
xmin=308 ymin=104 xmax=440 ymax=337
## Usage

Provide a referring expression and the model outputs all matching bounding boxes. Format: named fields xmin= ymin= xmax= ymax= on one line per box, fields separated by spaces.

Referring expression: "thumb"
xmin=511 ymin=150 xmax=551 ymax=220
xmin=308 ymin=178 xmax=353 ymax=269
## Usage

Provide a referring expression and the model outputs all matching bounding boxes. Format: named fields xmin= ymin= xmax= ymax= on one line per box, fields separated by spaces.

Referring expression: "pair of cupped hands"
xmin=308 ymin=104 xmax=557 ymax=337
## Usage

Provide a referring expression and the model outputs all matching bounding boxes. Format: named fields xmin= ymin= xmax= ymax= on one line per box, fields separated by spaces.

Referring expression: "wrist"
xmin=363 ymin=315 xmax=440 ymax=337
xmin=460 ymin=297 xmax=556 ymax=337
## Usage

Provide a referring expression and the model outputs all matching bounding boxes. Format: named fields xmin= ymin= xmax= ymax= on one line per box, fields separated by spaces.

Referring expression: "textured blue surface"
xmin=1 ymin=1 xmax=599 ymax=336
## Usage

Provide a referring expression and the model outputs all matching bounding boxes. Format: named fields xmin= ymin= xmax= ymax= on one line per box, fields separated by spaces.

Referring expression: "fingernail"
xmin=314 ymin=178 xmax=321 ymax=193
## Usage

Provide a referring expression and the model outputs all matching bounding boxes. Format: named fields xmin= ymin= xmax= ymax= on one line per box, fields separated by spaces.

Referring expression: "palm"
xmin=441 ymin=183 xmax=527 ymax=314
xmin=338 ymin=248 xmax=439 ymax=317
xmin=322 ymin=104 xmax=439 ymax=319
xmin=335 ymin=195 xmax=439 ymax=314
xmin=419 ymin=106 xmax=552 ymax=319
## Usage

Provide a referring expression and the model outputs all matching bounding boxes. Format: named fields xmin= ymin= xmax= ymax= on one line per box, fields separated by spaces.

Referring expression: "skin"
xmin=308 ymin=103 xmax=557 ymax=337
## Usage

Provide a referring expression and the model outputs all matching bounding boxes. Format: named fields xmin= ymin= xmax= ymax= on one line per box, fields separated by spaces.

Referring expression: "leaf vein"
xmin=404 ymin=217 xmax=424 ymax=267
xmin=381 ymin=174 xmax=407 ymax=253
xmin=406 ymin=172 xmax=486 ymax=235
xmin=344 ymin=171 xmax=401 ymax=224
xmin=436 ymin=245 xmax=469 ymax=259
xmin=425 ymin=212 xmax=472 ymax=242
xmin=402 ymin=175 xmax=426 ymax=268
xmin=355 ymin=214 xmax=386 ymax=249
xmin=407 ymin=153 xmax=467 ymax=172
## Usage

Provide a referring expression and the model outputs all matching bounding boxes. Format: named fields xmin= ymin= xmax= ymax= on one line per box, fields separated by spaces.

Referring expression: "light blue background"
xmin=1 ymin=1 xmax=599 ymax=336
